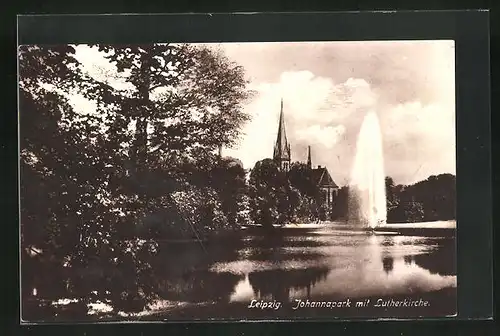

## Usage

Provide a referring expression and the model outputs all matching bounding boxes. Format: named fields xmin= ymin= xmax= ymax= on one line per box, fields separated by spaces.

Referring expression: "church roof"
xmin=311 ymin=166 xmax=339 ymax=188
xmin=273 ymin=99 xmax=291 ymax=161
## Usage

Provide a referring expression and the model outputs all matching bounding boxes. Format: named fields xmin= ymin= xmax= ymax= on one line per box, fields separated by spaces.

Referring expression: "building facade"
xmin=308 ymin=145 xmax=339 ymax=209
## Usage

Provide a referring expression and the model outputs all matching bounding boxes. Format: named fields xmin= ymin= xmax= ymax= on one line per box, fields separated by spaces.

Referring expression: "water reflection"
xmin=404 ymin=255 xmax=414 ymax=265
xmin=150 ymin=230 xmax=456 ymax=310
xmin=247 ymin=267 xmax=330 ymax=301
xmin=156 ymin=270 xmax=244 ymax=303
xmin=23 ymin=226 xmax=457 ymax=320
xmin=227 ymin=232 xmax=457 ymax=303
xmin=382 ymin=256 xmax=394 ymax=274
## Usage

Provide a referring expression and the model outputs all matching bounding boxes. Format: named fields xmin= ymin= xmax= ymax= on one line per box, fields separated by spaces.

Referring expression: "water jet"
xmin=348 ymin=110 xmax=387 ymax=230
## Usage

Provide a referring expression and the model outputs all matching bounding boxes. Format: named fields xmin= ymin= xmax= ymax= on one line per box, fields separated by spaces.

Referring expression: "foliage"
xmin=19 ymin=43 xmax=253 ymax=319
xmin=287 ymin=162 xmax=324 ymax=221
xmin=248 ymin=160 xmax=327 ymax=225
xmin=20 ymin=66 xmax=157 ymax=317
xmin=247 ymin=159 xmax=282 ymax=226
xmin=288 ymin=162 xmax=318 ymax=198
xmin=19 ymin=43 xmax=456 ymax=321
xmin=247 ymin=159 xmax=305 ymax=226
xmin=209 ymin=157 xmax=249 ymax=228
xmin=402 ymin=199 xmax=425 ymax=223
xmin=330 ymin=186 xmax=349 ymax=220
xmin=332 ymin=174 xmax=455 ymax=224
xmin=405 ymin=174 xmax=456 ymax=221
xmin=385 ymin=176 xmax=401 ymax=223
xmin=386 ymin=174 xmax=456 ymax=223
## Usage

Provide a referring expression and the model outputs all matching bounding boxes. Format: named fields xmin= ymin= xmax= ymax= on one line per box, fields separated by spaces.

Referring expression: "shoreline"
xmin=22 ymin=287 xmax=456 ymax=322
xmin=145 ymin=287 xmax=457 ymax=321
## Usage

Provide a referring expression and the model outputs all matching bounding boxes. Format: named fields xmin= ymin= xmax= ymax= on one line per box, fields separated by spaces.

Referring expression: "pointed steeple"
xmin=307 ymin=146 xmax=312 ymax=169
xmin=273 ymin=98 xmax=291 ymax=171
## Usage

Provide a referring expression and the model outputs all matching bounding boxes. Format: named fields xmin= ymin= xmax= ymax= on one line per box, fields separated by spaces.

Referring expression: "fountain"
xmin=348 ymin=110 xmax=387 ymax=229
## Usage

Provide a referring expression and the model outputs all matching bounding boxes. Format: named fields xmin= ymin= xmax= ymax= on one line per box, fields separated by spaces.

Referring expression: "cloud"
xmin=219 ymin=41 xmax=455 ymax=106
xmin=296 ymin=125 xmax=346 ymax=149
xmin=224 ymin=71 xmax=377 ymax=178
xmin=381 ymin=101 xmax=455 ymax=184
xmin=70 ymin=42 xmax=456 ymax=186
xmin=225 ymin=67 xmax=455 ymax=186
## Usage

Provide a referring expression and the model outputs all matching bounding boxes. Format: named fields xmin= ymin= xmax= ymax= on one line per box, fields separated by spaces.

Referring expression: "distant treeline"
xmin=331 ymin=174 xmax=456 ymax=223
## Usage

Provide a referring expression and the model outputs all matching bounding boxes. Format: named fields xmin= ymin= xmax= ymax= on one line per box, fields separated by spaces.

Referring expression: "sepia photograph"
xmin=19 ymin=40 xmax=456 ymax=322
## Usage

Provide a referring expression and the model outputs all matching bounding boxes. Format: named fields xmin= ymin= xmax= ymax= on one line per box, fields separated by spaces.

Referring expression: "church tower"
xmin=273 ymin=98 xmax=291 ymax=172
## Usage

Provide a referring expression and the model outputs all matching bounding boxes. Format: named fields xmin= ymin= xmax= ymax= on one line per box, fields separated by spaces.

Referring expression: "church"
xmin=273 ymin=99 xmax=339 ymax=209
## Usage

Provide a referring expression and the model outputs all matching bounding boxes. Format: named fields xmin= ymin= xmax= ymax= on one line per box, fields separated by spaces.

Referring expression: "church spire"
xmin=273 ymin=98 xmax=291 ymax=171
xmin=307 ymin=145 xmax=312 ymax=169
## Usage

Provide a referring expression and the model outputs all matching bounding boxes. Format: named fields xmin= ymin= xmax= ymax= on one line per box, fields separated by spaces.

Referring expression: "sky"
xmin=217 ymin=41 xmax=456 ymax=186
xmin=72 ymin=41 xmax=456 ymax=186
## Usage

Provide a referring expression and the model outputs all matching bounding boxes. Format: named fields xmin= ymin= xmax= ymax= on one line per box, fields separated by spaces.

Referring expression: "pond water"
xmin=147 ymin=221 xmax=457 ymax=320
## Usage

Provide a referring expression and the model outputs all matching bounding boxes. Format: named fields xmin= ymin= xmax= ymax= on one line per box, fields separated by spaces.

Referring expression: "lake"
xmin=135 ymin=220 xmax=456 ymax=321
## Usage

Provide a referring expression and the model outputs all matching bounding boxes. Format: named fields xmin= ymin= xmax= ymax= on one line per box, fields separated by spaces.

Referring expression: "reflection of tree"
xmin=388 ymin=238 xmax=456 ymax=276
xmin=244 ymin=235 xmax=327 ymax=263
xmin=156 ymin=271 xmax=244 ymax=303
xmin=151 ymin=241 xmax=244 ymax=303
xmin=247 ymin=234 xmax=329 ymax=249
xmin=154 ymin=240 xmax=242 ymax=273
xmin=412 ymin=239 xmax=456 ymax=276
xmin=148 ymin=233 xmax=335 ymax=304
xmin=404 ymin=255 xmax=414 ymax=265
xmin=247 ymin=249 xmax=325 ymax=263
xmin=248 ymin=267 xmax=330 ymax=301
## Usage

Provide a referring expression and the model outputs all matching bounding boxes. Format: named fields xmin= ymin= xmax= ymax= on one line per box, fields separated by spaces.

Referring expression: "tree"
xmin=288 ymin=162 xmax=318 ymax=198
xmin=209 ymin=157 xmax=248 ymax=228
xmin=287 ymin=162 xmax=323 ymax=222
xmin=384 ymin=174 xmax=455 ymax=223
xmin=248 ymin=159 xmax=280 ymax=226
xmin=402 ymin=198 xmax=425 ymax=223
xmin=91 ymin=44 xmax=252 ymax=167
xmin=409 ymin=174 xmax=456 ymax=221
xmin=385 ymin=176 xmax=401 ymax=223
xmin=19 ymin=45 xmax=158 ymax=317
xmin=247 ymin=159 xmax=306 ymax=226
xmin=331 ymin=186 xmax=349 ymax=220
xmin=19 ymin=43 xmax=254 ymax=319
xmin=91 ymin=43 xmax=254 ymax=236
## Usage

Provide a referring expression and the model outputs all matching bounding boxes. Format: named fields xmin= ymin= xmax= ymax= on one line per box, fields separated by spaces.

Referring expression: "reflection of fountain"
xmin=300 ymin=234 xmax=457 ymax=301
xmin=219 ymin=232 xmax=456 ymax=316
xmin=348 ymin=111 xmax=387 ymax=229
xmin=382 ymin=256 xmax=394 ymax=274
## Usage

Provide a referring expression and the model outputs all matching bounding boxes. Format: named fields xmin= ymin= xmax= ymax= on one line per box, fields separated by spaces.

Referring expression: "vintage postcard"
xmin=19 ymin=40 xmax=457 ymax=322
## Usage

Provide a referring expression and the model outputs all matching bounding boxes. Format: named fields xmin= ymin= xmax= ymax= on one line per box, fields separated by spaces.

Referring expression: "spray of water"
xmin=348 ymin=110 xmax=387 ymax=228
